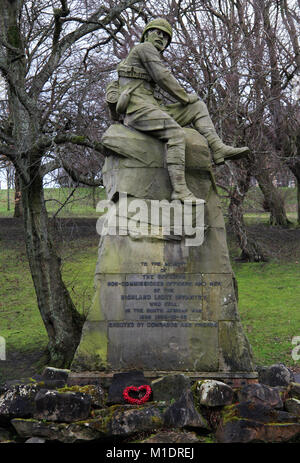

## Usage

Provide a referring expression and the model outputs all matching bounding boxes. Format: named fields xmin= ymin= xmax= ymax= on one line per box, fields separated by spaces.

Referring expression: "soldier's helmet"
xmin=140 ymin=18 xmax=173 ymax=46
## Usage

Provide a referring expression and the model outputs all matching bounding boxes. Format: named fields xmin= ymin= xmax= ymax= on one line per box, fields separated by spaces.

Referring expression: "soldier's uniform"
xmin=115 ymin=19 xmax=249 ymax=200
xmin=118 ymin=41 xmax=204 ymax=165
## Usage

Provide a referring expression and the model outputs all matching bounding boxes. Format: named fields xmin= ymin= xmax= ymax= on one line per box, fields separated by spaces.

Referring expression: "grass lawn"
xmin=0 ymin=187 xmax=106 ymax=218
xmin=0 ymin=240 xmax=97 ymax=353
xmin=0 ymin=238 xmax=98 ymax=382
xmin=233 ymin=261 xmax=300 ymax=367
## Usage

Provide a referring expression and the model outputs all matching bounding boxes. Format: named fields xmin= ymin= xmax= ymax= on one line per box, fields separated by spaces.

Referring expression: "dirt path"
xmin=0 ymin=217 xmax=98 ymax=243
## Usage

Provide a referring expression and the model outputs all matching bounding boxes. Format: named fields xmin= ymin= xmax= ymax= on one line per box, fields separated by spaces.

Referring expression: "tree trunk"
xmin=14 ymin=171 xmax=23 ymax=218
xmin=297 ymin=178 xmax=300 ymax=225
xmin=92 ymin=186 xmax=96 ymax=209
xmin=2 ymin=0 xmax=84 ymax=368
xmin=228 ymin=188 xmax=267 ymax=262
xmin=255 ymin=170 xmax=291 ymax=226
xmin=21 ymin=170 xmax=84 ymax=367
xmin=287 ymin=161 xmax=300 ymax=225
xmin=6 ymin=168 xmax=10 ymax=211
xmin=227 ymin=166 xmax=267 ymax=262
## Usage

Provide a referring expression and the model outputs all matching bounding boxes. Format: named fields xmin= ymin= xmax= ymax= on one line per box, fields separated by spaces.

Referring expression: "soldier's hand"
xmin=188 ymin=93 xmax=199 ymax=104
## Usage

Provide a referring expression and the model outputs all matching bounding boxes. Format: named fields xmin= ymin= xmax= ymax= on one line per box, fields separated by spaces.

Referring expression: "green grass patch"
xmin=233 ymin=261 xmax=300 ymax=367
xmin=0 ymin=187 xmax=106 ymax=218
xmin=219 ymin=185 xmax=297 ymax=215
xmin=0 ymin=241 xmax=97 ymax=357
xmin=0 ymin=189 xmax=14 ymax=217
xmin=243 ymin=212 xmax=297 ymax=225
xmin=44 ymin=187 xmax=106 ymax=217
xmin=0 ymin=246 xmax=47 ymax=353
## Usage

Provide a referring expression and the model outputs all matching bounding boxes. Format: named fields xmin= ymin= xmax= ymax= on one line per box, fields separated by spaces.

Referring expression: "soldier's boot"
xmin=202 ymin=129 xmax=250 ymax=165
xmin=166 ymin=133 xmax=198 ymax=202
xmin=193 ymin=104 xmax=250 ymax=165
xmin=168 ymin=164 xmax=198 ymax=202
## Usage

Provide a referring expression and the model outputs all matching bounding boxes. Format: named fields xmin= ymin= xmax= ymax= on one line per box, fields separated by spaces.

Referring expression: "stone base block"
xmin=68 ymin=371 xmax=258 ymax=389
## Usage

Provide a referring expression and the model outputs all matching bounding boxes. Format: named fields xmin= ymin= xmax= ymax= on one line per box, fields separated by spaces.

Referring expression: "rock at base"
xmin=287 ymin=382 xmax=300 ymax=399
xmin=237 ymin=383 xmax=283 ymax=409
xmin=164 ymin=390 xmax=210 ymax=430
xmin=0 ymin=427 xmax=13 ymax=443
xmin=42 ymin=367 xmax=70 ymax=382
xmin=193 ymin=380 xmax=234 ymax=407
xmin=258 ymin=364 xmax=294 ymax=387
xmin=0 ymin=384 xmax=39 ymax=425
xmin=217 ymin=421 xmax=300 ymax=443
xmin=25 ymin=437 xmax=46 ymax=443
xmin=109 ymin=405 xmax=164 ymax=436
xmin=216 ymin=401 xmax=300 ymax=443
xmin=34 ymin=389 xmax=91 ymax=422
xmin=285 ymin=398 xmax=300 ymax=415
xmin=151 ymin=374 xmax=191 ymax=402
xmin=141 ymin=430 xmax=212 ymax=443
xmin=11 ymin=418 xmax=103 ymax=443
xmin=107 ymin=370 xmax=148 ymax=405
xmin=12 ymin=404 xmax=165 ymax=442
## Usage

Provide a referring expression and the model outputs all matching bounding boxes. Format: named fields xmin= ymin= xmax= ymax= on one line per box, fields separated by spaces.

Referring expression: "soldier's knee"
xmin=167 ymin=127 xmax=185 ymax=147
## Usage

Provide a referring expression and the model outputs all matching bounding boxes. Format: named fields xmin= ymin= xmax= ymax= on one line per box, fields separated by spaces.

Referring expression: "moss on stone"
xmin=219 ymin=321 xmax=255 ymax=372
xmin=151 ymin=415 xmax=163 ymax=426
xmin=191 ymin=381 xmax=204 ymax=415
xmin=56 ymin=385 xmax=96 ymax=394
xmin=70 ymin=135 xmax=87 ymax=144
xmin=12 ymin=418 xmax=39 ymax=422
xmin=87 ymin=289 xmax=104 ymax=321
xmin=71 ymin=323 xmax=108 ymax=371
xmin=221 ymin=404 xmax=239 ymax=425
xmin=36 ymin=381 xmax=45 ymax=387
xmin=91 ymin=404 xmax=125 ymax=433
xmin=201 ymin=434 xmax=217 ymax=443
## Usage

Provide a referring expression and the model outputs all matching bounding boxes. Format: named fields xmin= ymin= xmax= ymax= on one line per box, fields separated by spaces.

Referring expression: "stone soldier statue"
xmin=115 ymin=18 xmax=249 ymax=201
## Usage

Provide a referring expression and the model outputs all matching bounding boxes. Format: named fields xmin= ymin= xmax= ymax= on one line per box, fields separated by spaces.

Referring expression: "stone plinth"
xmin=71 ymin=125 xmax=256 ymax=380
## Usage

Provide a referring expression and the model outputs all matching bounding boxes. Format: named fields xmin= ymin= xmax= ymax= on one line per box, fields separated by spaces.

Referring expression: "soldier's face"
xmin=145 ymin=28 xmax=169 ymax=52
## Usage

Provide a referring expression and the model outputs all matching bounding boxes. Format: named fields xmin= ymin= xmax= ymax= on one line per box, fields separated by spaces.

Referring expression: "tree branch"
xmin=31 ymin=132 xmax=105 ymax=156
xmin=53 ymin=0 xmax=70 ymax=48
xmin=0 ymin=128 xmax=14 ymax=145
xmin=0 ymin=142 xmax=15 ymax=160
xmin=60 ymin=159 xmax=103 ymax=187
xmin=39 ymin=159 xmax=60 ymax=176
xmin=52 ymin=185 xmax=79 ymax=219
xmin=29 ymin=0 xmax=143 ymax=99
xmin=39 ymin=155 xmax=103 ymax=187
xmin=3 ymin=69 xmax=37 ymax=116
xmin=0 ymin=37 xmax=23 ymax=55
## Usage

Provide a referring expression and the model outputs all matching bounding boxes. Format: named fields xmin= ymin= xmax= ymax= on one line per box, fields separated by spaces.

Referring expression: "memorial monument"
xmin=71 ymin=18 xmax=257 ymax=385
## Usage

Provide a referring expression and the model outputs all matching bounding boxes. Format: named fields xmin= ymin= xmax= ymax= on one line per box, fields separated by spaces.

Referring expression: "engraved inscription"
xmin=105 ymin=271 xmax=223 ymax=323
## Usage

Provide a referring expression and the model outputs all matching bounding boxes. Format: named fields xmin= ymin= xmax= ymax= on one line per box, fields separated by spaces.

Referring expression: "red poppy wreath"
xmin=123 ymin=384 xmax=152 ymax=405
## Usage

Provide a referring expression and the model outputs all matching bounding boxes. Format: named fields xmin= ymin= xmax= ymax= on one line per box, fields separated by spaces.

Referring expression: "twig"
xmin=52 ymin=185 xmax=79 ymax=219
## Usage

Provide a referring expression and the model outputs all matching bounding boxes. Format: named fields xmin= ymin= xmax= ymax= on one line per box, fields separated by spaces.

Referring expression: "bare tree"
xmin=159 ymin=0 xmax=297 ymax=229
xmin=0 ymin=0 xmax=144 ymax=367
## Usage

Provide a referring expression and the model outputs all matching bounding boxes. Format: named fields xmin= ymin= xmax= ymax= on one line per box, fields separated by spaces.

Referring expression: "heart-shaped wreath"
xmin=122 ymin=385 xmax=152 ymax=405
